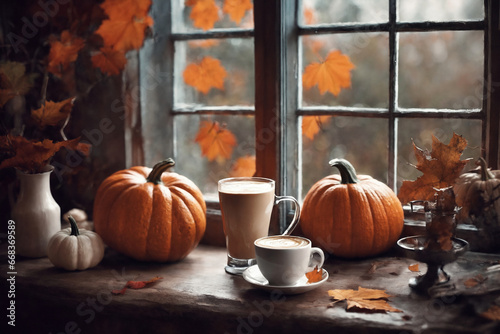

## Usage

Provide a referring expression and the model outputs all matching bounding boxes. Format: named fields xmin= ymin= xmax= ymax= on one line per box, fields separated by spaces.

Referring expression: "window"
xmin=134 ymin=0 xmax=500 ymax=235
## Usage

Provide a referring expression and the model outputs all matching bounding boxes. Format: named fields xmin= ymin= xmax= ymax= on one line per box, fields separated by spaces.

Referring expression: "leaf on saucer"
xmin=306 ymin=266 xmax=323 ymax=284
xmin=328 ymin=286 xmax=402 ymax=313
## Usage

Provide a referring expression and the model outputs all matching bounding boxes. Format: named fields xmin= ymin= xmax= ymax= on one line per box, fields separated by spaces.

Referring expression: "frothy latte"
xmin=255 ymin=236 xmax=309 ymax=249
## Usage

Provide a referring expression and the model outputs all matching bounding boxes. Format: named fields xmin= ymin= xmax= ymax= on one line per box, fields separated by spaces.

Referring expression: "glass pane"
xmin=172 ymin=0 xmax=254 ymax=32
xmin=174 ymin=38 xmax=255 ymax=109
xmin=301 ymin=33 xmax=389 ymax=108
xmin=396 ymin=118 xmax=481 ymax=192
xmin=398 ymin=0 xmax=484 ymax=22
xmin=398 ymin=31 xmax=484 ymax=109
xmin=174 ymin=115 xmax=255 ymax=200
xmin=301 ymin=116 xmax=388 ymax=200
xmin=301 ymin=0 xmax=388 ymax=25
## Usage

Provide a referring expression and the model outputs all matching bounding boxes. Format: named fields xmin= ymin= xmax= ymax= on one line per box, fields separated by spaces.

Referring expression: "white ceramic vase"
xmin=11 ymin=165 xmax=61 ymax=257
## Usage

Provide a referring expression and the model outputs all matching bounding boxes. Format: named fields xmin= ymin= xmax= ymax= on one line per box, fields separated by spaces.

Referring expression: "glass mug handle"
xmin=274 ymin=195 xmax=301 ymax=236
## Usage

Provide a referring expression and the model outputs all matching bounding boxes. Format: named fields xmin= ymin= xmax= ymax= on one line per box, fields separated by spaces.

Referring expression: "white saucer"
xmin=242 ymin=265 xmax=329 ymax=295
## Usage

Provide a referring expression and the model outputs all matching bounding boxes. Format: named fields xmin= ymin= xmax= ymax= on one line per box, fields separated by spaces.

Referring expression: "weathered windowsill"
xmin=2 ymin=244 xmax=500 ymax=334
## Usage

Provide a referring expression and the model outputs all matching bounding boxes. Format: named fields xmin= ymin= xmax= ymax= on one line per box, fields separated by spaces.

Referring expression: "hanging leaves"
xmin=91 ymin=47 xmax=128 ymax=75
xmin=183 ymin=56 xmax=227 ymax=94
xmin=223 ymin=0 xmax=253 ymax=24
xmin=398 ymin=133 xmax=471 ymax=205
xmin=328 ymin=287 xmax=402 ymax=313
xmin=31 ymin=98 xmax=74 ymax=128
xmin=230 ymin=155 xmax=255 ymax=177
xmin=195 ymin=121 xmax=237 ymax=162
xmin=47 ymin=30 xmax=85 ymax=76
xmin=302 ymin=50 xmax=355 ymax=96
xmin=96 ymin=0 xmax=154 ymax=52
xmin=112 ymin=276 xmax=163 ymax=295
xmin=0 ymin=62 xmax=37 ymax=107
xmin=186 ymin=0 xmax=220 ymax=31
xmin=302 ymin=116 xmax=331 ymax=140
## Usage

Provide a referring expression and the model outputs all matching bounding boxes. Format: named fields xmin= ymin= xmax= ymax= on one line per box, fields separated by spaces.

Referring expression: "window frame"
xmin=129 ymin=0 xmax=500 ymax=239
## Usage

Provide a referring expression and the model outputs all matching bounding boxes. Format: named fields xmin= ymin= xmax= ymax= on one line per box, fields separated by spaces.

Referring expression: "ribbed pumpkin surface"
xmin=301 ymin=159 xmax=404 ymax=258
xmin=93 ymin=160 xmax=206 ymax=262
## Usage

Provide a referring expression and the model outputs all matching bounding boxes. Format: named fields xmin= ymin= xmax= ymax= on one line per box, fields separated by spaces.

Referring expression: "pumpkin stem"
xmin=477 ymin=157 xmax=495 ymax=181
xmin=329 ymin=158 xmax=359 ymax=184
xmin=146 ymin=158 xmax=176 ymax=184
xmin=68 ymin=216 xmax=80 ymax=237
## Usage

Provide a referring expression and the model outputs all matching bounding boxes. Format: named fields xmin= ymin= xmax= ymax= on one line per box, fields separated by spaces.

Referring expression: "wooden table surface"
xmin=1 ymin=243 xmax=500 ymax=334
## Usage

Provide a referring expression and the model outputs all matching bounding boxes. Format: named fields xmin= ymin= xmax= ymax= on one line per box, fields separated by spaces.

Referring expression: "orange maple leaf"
xmin=303 ymin=6 xmax=317 ymax=25
xmin=47 ymin=30 xmax=85 ymax=76
xmin=195 ymin=121 xmax=236 ymax=162
xmin=96 ymin=0 xmax=153 ymax=52
xmin=328 ymin=287 xmax=402 ymax=313
xmin=112 ymin=276 xmax=162 ymax=295
xmin=31 ymin=98 xmax=74 ymax=128
xmin=91 ymin=47 xmax=127 ymax=75
xmin=230 ymin=155 xmax=255 ymax=177
xmin=397 ymin=133 xmax=471 ymax=205
xmin=186 ymin=0 xmax=220 ymax=31
xmin=305 ymin=266 xmax=323 ymax=284
xmin=302 ymin=116 xmax=331 ymax=140
xmin=183 ymin=56 xmax=227 ymax=94
xmin=302 ymin=50 xmax=355 ymax=96
xmin=408 ymin=263 xmax=420 ymax=272
xmin=0 ymin=135 xmax=89 ymax=173
xmin=223 ymin=0 xmax=253 ymax=24
xmin=188 ymin=39 xmax=220 ymax=48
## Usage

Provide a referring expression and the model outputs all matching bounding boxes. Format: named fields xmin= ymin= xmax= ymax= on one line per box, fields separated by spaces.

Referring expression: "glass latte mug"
xmin=218 ymin=177 xmax=300 ymax=275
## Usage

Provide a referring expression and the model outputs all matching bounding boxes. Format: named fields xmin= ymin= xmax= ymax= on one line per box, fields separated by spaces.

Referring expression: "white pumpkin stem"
xmin=477 ymin=157 xmax=495 ymax=181
xmin=68 ymin=215 xmax=80 ymax=236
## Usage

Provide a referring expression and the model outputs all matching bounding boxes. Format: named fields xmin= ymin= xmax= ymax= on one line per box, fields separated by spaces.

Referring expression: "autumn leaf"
xmin=0 ymin=62 xmax=37 ymax=107
xmin=188 ymin=39 xmax=220 ymax=48
xmin=91 ymin=47 xmax=127 ymax=75
xmin=0 ymin=135 xmax=89 ymax=173
xmin=303 ymin=6 xmax=317 ymax=25
xmin=47 ymin=30 xmax=85 ymax=76
xmin=480 ymin=305 xmax=500 ymax=321
xmin=186 ymin=0 xmax=220 ymax=31
xmin=302 ymin=50 xmax=355 ymax=96
xmin=112 ymin=276 xmax=162 ymax=295
xmin=398 ymin=133 xmax=471 ymax=204
xmin=328 ymin=286 xmax=402 ymax=313
xmin=302 ymin=116 xmax=331 ymax=140
xmin=306 ymin=266 xmax=323 ymax=284
xmin=464 ymin=274 xmax=487 ymax=288
xmin=223 ymin=0 xmax=253 ymax=24
xmin=183 ymin=56 xmax=227 ymax=94
xmin=230 ymin=155 xmax=255 ymax=177
xmin=96 ymin=0 xmax=153 ymax=52
xmin=31 ymin=98 xmax=74 ymax=128
xmin=195 ymin=121 xmax=236 ymax=162
xmin=408 ymin=264 xmax=420 ymax=272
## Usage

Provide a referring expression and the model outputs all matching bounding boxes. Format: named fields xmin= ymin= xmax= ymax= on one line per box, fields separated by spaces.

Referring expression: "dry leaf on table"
xmin=328 ymin=286 xmax=402 ymax=313
xmin=112 ymin=276 xmax=163 ymax=295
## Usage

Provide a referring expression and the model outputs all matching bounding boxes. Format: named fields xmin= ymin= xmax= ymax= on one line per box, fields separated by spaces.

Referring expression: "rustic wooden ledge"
xmin=1 ymin=244 xmax=500 ymax=334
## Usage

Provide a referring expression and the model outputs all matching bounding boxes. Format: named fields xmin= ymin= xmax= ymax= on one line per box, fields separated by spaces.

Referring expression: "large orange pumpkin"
xmin=301 ymin=159 xmax=404 ymax=258
xmin=93 ymin=158 xmax=206 ymax=262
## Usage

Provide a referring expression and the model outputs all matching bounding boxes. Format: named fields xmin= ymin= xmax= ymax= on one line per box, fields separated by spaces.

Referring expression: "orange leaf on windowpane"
xmin=302 ymin=116 xmax=330 ymax=140
xmin=0 ymin=62 xmax=37 ymax=107
xmin=195 ymin=121 xmax=236 ymax=162
xmin=183 ymin=56 xmax=227 ymax=94
xmin=223 ymin=0 xmax=253 ymax=24
xmin=306 ymin=266 xmax=323 ymax=284
xmin=328 ymin=287 xmax=402 ymax=313
xmin=230 ymin=155 xmax=255 ymax=177
xmin=302 ymin=50 xmax=355 ymax=96
xmin=96 ymin=0 xmax=153 ymax=52
xmin=303 ymin=6 xmax=317 ymax=25
xmin=91 ymin=47 xmax=127 ymax=75
xmin=397 ymin=133 xmax=471 ymax=205
xmin=186 ymin=0 xmax=220 ymax=31
xmin=111 ymin=276 xmax=162 ymax=295
xmin=47 ymin=30 xmax=85 ymax=76
xmin=188 ymin=39 xmax=220 ymax=48
xmin=31 ymin=98 xmax=74 ymax=128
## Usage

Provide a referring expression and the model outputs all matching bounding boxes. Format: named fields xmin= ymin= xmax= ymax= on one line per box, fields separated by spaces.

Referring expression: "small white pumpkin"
xmin=48 ymin=216 xmax=105 ymax=270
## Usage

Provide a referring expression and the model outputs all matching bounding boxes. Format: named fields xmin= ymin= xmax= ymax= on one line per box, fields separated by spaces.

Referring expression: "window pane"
xmin=301 ymin=33 xmax=389 ymax=108
xmin=172 ymin=0 xmax=254 ymax=33
xmin=398 ymin=0 xmax=484 ymax=22
xmin=396 ymin=118 xmax=481 ymax=191
xmin=301 ymin=116 xmax=388 ymax=199
xmin=174 ymin=38 xmax=255 ymax=109
xmin=174 ymin=115 xmax=255 ymax=200
xmin=301 ymin=0 xmax=388 ymax=25
xmin=398 ymin=31 xmax=484 ymax=109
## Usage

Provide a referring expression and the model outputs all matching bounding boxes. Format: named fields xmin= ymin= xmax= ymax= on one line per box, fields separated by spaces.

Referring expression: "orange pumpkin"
xmin=301 ymin=159 xmax=404 ymax=258
xmin=93 ymin=158 xmax=206 ymax=262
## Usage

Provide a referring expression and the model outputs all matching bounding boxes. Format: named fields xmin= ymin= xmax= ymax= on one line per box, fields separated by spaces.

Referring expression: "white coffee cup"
xmin=254 ymin=235 xmax=325 ymax=286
